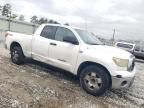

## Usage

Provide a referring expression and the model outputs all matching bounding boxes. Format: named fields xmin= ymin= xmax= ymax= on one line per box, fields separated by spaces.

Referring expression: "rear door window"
xmin=40 ymin=26 xmax=57 ymax=39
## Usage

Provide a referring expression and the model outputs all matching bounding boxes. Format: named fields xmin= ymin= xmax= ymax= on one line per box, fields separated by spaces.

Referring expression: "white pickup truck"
xmin=5 ymin=24 xmax=136 ymax=96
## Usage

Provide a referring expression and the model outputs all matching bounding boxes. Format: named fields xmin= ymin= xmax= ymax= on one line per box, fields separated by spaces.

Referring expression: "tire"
xmin=11 ymin=46 xmax=25 ymax=65
xmin=80 ymin=65 xmax=110 ymax=96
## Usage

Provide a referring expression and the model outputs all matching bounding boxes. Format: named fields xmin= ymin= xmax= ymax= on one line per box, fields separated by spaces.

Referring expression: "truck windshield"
xmin=75 ymin=29 xmax=103 ymax=45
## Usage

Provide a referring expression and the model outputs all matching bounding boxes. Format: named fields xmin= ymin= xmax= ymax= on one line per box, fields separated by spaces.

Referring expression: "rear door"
xmin=48 ymin=27 xmax=80 ymax=72
xmin=32 ymin=25 xmax=57 ymax=63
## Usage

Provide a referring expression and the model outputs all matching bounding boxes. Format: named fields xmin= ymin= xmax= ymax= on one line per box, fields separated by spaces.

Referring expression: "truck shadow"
xmin=24 ymin=58 xmax=137 ymax=99
xmin=25 ymin=58 xmax=79 ymax=84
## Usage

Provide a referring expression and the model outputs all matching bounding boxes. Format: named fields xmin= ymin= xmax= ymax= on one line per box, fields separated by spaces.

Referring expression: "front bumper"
xmin=112 ymin=76 xmax=135 ymax=89
xmin=111 ymin=67 xmax=136 ymax=89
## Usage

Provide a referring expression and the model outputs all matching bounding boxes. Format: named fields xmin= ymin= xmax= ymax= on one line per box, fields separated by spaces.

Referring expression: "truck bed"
xmin=5 ymin=31 xmax=33 ymax=58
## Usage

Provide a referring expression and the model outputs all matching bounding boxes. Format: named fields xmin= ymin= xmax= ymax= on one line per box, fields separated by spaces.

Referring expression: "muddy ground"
xmin=0 ymin=43 xmax=144 ymax=108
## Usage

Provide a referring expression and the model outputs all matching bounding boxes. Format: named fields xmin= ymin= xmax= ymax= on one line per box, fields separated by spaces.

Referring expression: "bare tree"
xmin=2 ymin=3 xmax=11 ymax=17
xmin=31 ymin=16 xmax=38 ymax=24
xmin=64 ymin=23 xmax=69 ymax=26
xmin=0 ymin=5 xmax=3 ymax=15
xmin=38 ymin=17 xmax=48 ymax=24
xmin=19 ymin=15 xmax=25 ymax=21
xmin=10 ymin=14 xmax=18 ymax=19
xmin=48 ymin=19 xmax=59 ymax=24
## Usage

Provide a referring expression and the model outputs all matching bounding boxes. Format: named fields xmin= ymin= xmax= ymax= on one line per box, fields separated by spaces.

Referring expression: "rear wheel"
xmin=11 ymin=46 xmax=25 ymax=65
xmin=80 ymin=65 xmax=110 ymax=96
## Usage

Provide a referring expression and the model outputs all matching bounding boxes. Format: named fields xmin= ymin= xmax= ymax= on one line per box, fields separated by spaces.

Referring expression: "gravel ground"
xmin=0 ymin=43 xmax=144 ymax=108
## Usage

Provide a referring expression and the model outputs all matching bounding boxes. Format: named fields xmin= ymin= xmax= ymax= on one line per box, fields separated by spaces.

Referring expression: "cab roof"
xmin=41 ymin=24 xmax=82 ymax=30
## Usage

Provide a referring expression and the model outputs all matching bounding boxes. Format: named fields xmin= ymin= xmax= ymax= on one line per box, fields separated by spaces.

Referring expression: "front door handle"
xmin=50 ymin=43 xmax=57 ymax=46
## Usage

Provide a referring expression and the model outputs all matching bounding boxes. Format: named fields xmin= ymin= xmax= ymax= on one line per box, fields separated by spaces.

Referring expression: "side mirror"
xmin=63 ymin=36 xmax=79 ymax=45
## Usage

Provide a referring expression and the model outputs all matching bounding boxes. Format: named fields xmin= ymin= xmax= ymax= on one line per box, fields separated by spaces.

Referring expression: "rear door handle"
xmin=50 ymin=43 xmax=57 ymax=46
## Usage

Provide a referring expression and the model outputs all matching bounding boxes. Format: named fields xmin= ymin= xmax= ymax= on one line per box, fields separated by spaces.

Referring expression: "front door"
xmin=48 ymin=27 xmax=80 ymax=72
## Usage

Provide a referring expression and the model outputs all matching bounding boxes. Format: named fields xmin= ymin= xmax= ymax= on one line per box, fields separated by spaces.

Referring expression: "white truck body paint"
xmin=5 ymin=24 xmax=136 ymax=89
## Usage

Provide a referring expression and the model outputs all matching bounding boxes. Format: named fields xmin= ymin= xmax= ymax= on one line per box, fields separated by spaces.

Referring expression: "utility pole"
xmin=112 ymin=29 xmax=115 ymax=45
xmin=8 ymin=11 xmax=11 ymax=31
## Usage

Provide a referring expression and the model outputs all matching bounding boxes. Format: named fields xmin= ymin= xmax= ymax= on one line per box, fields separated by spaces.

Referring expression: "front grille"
xmin=127 ymin=56 xmax=135 ymax=72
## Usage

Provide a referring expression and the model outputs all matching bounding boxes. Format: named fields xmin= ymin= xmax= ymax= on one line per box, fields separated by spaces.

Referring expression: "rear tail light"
xmin=5 ymin=32 xmax=13 ymax=38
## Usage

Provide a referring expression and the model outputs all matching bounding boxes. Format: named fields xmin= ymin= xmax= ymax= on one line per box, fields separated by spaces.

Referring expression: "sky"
xmin=0 ymin=0 xmax=144 ymax=40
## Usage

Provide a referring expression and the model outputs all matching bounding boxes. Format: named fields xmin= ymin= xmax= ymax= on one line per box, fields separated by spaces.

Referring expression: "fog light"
xmin=121 ymin=81 xmax=127 ymax=86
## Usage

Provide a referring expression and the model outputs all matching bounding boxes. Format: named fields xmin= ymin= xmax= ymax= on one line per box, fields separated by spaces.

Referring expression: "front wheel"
xmin=11 ymin=46 xmax=25 ymax=65
xmin=80 ymin=65 xmax=110 ymax=96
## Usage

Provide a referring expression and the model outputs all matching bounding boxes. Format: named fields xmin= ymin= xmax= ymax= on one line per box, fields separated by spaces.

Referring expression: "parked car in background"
xmin=134 ymin=45 xmax=144 ymax=59
xmin=115 ymin=42 xmax=144 ymax=59
xmin=5 ymin=24 xmax=136 ymax=96
xmin=114 ymin=42 xmax=135 ymax=54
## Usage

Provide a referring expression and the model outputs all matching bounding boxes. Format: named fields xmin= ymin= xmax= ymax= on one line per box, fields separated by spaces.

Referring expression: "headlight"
xmin=113 ymin=57 xmax=129 ymax=67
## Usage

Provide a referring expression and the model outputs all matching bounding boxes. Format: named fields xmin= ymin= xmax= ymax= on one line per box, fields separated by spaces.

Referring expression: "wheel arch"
xmin=77 ymin=61 xmax=112 ymax=88
xmin=10 ymin=41 xmax=22 ymax=51
xmin=10 ymin=42 xmax=25 ymax=57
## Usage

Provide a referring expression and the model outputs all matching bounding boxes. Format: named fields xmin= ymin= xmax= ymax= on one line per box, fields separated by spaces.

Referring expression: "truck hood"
xmin=87 ymin=45 xmax=132 ymax=59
